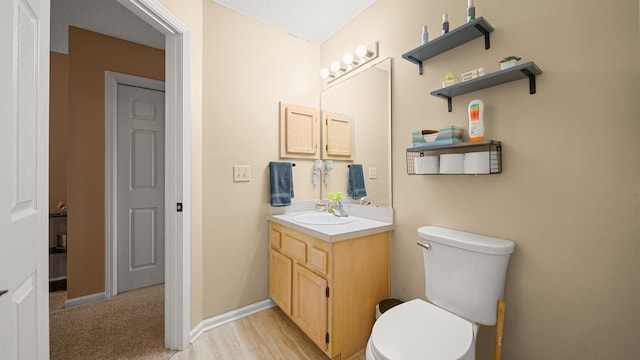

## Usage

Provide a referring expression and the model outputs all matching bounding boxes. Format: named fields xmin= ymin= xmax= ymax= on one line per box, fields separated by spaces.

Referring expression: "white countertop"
xmin=270 ymin=210 xmax=394 ymax=242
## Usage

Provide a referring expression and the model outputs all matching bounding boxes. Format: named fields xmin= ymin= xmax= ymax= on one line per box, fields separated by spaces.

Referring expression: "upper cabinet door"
xmin=280 ymin=103 xmax=319 ymax=159
xmin=322 ymin=112 xmax=353 ymax=160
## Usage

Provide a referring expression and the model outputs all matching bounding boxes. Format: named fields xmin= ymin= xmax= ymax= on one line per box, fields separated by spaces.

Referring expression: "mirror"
xmin=320 ymin=58 xmax=392 ymax=207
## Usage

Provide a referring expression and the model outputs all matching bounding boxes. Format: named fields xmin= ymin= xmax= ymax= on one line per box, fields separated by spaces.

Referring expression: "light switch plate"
xmin=233 ymin=165 xmax=251 ymax=182
xmin=368 ymin=167 xmax=377 ymax=179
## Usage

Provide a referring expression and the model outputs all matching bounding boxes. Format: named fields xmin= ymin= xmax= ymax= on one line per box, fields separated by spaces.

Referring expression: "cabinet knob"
xmin=0 ymin=290 xmax=8 ymax=298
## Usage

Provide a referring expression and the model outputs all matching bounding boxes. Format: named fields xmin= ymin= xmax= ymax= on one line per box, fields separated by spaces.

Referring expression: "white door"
xmin=116 ymin=84 xmax=165 ymax=293
xmin=0 ymin=0 xmax=50 ymax=358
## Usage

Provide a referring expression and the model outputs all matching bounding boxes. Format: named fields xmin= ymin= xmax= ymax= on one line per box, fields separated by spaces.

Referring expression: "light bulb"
xmin=343 ymin=52 xmax=354 ymax=65
xmin=355 ymin=44 xmax=369 ymax=58
xmin=319 ymin=68 xmax=330 ymax=79
xmin=330 ymin=60 xmax=345 ymax=73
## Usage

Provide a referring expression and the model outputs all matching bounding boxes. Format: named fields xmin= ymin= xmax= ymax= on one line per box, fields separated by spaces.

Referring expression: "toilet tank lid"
xmin=418 ymin=226 xmax=515 ymax=255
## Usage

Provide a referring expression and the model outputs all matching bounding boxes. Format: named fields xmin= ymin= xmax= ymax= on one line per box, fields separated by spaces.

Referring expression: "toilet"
xmin=366 ymin=226 xmax=515 ymax=360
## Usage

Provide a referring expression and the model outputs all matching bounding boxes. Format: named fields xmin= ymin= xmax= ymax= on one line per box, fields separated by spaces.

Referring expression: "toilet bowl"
xmin=366 ymin=299 xmax=477 ymax=360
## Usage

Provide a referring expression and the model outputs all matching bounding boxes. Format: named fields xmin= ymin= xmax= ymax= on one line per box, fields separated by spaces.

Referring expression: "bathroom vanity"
xmin=269 ymin=212 xmax=392 ymax=359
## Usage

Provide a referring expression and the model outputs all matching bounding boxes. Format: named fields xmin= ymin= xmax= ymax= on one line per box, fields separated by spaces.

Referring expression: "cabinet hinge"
xmin=326 ymin=332 xmax=330 ymax=343
xmin=177 ymin=203 xmax=183 ymax=212
xmin=326 ymin=287 xmax=330 ymax=297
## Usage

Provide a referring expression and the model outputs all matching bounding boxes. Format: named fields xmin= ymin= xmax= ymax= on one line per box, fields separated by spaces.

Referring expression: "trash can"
xmin=375 ymin=298 xmax=404 ymax=319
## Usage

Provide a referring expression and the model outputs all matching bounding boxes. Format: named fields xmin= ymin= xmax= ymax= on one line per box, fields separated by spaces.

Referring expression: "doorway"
xmin=111 ymin=2 xmax=192 ymax=348
xmin=49 ymin=0 xmax=192 ymax=351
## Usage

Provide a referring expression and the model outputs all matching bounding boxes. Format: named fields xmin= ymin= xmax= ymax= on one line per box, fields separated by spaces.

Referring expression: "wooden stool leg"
xmin=493 ymin=299 xmax=506 ymax=360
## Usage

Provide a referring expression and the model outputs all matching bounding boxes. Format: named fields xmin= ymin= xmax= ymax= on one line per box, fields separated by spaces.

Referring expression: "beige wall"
xmin=66 ymin=27 xmax=165 ymax=299
xmin=201 ymin=2 xmax=320 ymax=318
xmin=49 ymin=52 xmax=69 ymax=214
xmin=322 ymin=0 xmax=640 ymax=358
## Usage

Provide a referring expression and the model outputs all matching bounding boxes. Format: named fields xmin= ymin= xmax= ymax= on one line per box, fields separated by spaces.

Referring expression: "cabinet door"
xmin=322 ymin=111 xmax=353 ymax=160
xmin=270 ymin=249 xmax=293 ymax=315
xmin=280 ymin=102 xmax=319 ymax=159
xmin=293 ymin=264 xmax=328 ymax=352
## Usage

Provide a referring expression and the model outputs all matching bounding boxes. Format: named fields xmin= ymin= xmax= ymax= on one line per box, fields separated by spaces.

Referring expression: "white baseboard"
xmin=64 ymin=292 xmax=106 ymax=308
xmin=190 ymin=299 xmax=276 ymax=343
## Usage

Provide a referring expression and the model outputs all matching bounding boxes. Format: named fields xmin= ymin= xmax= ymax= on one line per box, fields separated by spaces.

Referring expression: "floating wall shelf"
xmin=431 ymin=61 xmax=543 ymax=112
xmin=402 ymin=17 xmax=494 ymax=75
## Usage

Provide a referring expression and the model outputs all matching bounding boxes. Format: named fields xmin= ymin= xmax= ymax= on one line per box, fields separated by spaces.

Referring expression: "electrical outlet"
xmin=233 ymin=165 xmax=251 ymax=182
xmin=368 ymin=167 xmax=377 ymax=179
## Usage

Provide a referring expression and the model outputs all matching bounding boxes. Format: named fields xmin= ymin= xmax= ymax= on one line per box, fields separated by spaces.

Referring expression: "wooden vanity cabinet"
xmin=269 ymin=221 xmax=390 ymax=359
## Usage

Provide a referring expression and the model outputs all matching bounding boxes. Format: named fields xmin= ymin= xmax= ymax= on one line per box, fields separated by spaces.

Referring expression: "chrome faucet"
xmin=332 ymin=193 xmax=349 ymax=217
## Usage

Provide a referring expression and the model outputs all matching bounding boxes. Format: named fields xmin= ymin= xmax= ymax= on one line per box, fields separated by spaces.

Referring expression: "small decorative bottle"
xmin=422 ymin=25 xmax=429 ymax=45
xmin=467 ymin=0 xmax=476 ymax=23
xmin=442 ymin=13 xmax=449 ymax=35
xmin=327 ymin=192 xmax=335 ymax=214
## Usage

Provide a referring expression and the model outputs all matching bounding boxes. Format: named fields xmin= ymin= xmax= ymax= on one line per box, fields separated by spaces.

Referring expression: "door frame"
xmin=113 ymin=0 xmax=192 ymax=350
xmin=105 ymin=71 xmax=165 ymax=298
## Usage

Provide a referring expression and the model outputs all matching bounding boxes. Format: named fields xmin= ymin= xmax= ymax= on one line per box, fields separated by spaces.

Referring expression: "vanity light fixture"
xmin=320 ymin=42 xmax=379 ymax=82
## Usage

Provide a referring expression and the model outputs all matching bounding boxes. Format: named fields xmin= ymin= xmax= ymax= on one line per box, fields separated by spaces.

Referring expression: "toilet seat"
xmin=370 ymin=299 xmax=474 ymax=360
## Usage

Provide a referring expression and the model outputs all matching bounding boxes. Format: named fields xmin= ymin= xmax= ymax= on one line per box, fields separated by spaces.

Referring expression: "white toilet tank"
xmin=417 ymin=226 xmax=515 ymax=326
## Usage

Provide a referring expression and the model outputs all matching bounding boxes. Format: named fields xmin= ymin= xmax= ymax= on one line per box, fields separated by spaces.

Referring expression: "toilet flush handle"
xmin=416 ymin=241 xmax=431 ymax=250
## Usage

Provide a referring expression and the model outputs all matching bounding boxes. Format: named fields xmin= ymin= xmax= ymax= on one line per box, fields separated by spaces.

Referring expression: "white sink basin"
xmin=293 ymin=213 xmax=355 ymax=225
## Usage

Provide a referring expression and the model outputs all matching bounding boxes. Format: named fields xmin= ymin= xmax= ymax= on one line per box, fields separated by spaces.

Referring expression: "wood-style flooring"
xmin=171 ymin=306 xmax=366 ymax=360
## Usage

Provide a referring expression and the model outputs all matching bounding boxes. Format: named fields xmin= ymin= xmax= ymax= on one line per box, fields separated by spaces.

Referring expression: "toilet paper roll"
xmin=464 ymin=151 xmax=491 ymax=174
xmin=439 ymin=154 xmax=465 ymax=174
xmin=414 ymin=156 xmax=439 ymax=174
xmin=464 ymin=151 xmax=499 ymax=174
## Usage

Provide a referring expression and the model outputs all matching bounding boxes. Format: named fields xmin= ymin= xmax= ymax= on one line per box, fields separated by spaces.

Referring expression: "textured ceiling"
xmin=211 ymin=0 xmax=376 ymax=44
xmin=51 ymin=0 xmax=164 ymax=54
xmin=51 ymin=0 xmax=376 ymax=54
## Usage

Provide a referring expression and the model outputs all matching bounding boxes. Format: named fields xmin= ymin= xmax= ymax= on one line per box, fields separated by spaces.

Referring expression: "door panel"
xmin=270 ymin=249 xmax=292 ymax=315
xmin=279 ymin=103 xmax=319 ymax=159
xmin=0 ymin=0 xmax=49 ymax=358
xmin=117 ymin=84 xmax=165 ymax=293
xmin=293 ymin=264 xmax=328 ymax=351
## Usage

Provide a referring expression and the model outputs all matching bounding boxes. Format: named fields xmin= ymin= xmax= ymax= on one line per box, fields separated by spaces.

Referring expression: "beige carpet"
xmin=50 ymin=285 xmax=175 ymax=360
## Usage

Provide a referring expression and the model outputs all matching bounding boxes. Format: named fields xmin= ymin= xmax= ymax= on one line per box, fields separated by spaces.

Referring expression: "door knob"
xmin=0 ymin=290 xmax=7 ymax=298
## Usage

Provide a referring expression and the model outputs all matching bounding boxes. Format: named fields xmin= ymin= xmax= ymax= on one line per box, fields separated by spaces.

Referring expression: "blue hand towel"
xmin=269 ymin=162 xmax=294 ymax=207
xmin=347 ymin=164 xmax=367 ymax=200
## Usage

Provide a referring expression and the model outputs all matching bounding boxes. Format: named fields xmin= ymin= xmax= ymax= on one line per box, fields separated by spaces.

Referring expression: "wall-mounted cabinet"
xmin=280 ymin=102 xmax=320 ymax=159
xmin=279 ymin=103 xmax=355 ymax=161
